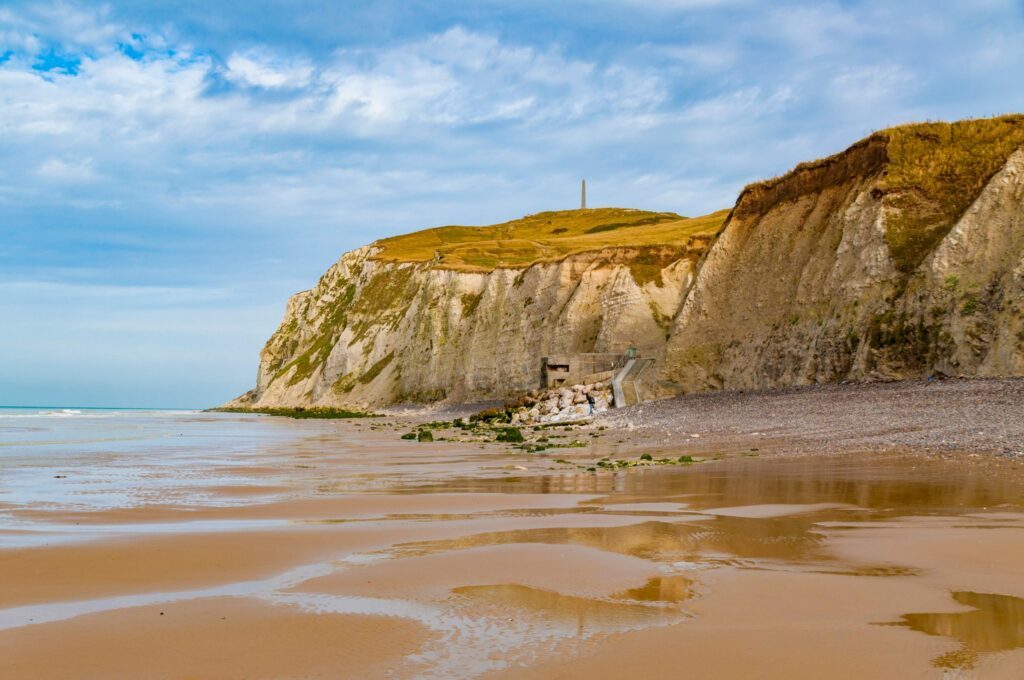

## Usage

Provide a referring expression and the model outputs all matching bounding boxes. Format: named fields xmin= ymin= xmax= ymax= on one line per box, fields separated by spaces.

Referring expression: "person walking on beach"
xmin=586 ymin=392 xmax=596 ymax=416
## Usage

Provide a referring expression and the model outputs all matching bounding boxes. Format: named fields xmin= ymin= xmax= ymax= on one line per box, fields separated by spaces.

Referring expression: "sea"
xmin=0 ymin=406 xmax=309 ymax=514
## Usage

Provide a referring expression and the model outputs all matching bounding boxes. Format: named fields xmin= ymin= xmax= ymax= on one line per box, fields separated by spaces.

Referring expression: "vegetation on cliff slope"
xmin=881 ymin=115 xmax=1024 ymax=272
xmin=369 ymin=207 xmax=729 ymax=271
xmin=736 ymin=114 xmax=1024 ymax=274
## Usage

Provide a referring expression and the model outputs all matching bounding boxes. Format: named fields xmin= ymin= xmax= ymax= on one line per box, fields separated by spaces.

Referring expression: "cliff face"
xmin=232 ymin=210 xmax=720 ymax=408
xmin=661 ymin=116 xmax=1024 ymax=392
xmin=232 ymin=115 xmax=1024 ymax=409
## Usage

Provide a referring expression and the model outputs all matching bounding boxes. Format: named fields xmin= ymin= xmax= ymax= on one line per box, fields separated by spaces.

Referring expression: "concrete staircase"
xmin=611 ymin=355 xmax=654 ymax=407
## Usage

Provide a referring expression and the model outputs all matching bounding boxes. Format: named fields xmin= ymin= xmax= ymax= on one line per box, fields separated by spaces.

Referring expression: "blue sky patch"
xmin=32 ymin=47 xmax=82 ymax=75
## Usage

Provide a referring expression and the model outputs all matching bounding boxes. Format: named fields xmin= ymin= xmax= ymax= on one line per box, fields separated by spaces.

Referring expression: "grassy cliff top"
xmin=369 ymin=207 xmax=729 ymax=271
xmin=738 ymin=114 xmax=1024 ymax=274
xmin=880 ymin=114 xmax=1024 ymax=272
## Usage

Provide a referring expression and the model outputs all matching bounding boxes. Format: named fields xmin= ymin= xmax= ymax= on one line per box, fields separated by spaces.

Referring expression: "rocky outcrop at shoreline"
xmin=505 ymin=382 xmax=613 ymax=425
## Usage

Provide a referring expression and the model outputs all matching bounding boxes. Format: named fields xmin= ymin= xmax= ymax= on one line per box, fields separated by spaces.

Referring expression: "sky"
xmin=2 ymin=1 xmax=1023 ymax=408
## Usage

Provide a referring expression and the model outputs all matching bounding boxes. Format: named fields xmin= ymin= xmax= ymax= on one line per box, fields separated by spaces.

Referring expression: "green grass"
xmin=368 ymin=207 xmax=729 ymax=272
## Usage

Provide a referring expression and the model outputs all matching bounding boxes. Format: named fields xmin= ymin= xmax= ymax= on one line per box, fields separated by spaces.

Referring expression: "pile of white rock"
xmin=509 ymin=382 xmax=613 ymax=425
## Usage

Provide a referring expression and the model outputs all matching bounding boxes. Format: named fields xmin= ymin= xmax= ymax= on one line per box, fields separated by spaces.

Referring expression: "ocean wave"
xmin=0 ymin=410 xmax=93 ymax=419
xmin=0 ymin=409 xmax=196 ymax=419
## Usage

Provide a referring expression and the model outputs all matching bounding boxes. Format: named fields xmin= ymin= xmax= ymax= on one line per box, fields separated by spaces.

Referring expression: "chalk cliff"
xmin=230 ymin=115 xmax=1024 ymax=409
xmin=230 ymin=209 xmax=724 ymax=408
xmin=661 ymin=115 xmax=1024 ymax=392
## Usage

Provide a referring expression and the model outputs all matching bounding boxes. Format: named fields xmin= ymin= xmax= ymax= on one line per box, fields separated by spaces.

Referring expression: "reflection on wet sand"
xmin=452 ymin=583 xmax=687 ymax=633
xmin=890 ymin=591 xmax=1024 ymax=669
xmin=402 ymin=456 xmax=1022 ymax=517
xmin=612 ymin=575 xmax=693 ymax=604
xmin=383 ymin=515 xmax=831 ymax=566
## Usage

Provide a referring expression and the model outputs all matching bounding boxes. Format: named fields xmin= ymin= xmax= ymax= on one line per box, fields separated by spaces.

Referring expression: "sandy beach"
xmin=2 ymin=381 xmax=1024 ymax=678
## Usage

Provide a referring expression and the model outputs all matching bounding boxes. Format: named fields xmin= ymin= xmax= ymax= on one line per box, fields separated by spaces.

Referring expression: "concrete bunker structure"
xmin=540 ymin=349 xmax=655 ymax=408
xmin=540 ymin=353 xmax=620 ymax=388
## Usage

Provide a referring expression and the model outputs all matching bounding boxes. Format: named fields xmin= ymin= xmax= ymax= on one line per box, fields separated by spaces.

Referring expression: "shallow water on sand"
xmin=1 ymin=410 xmax=1023 ymax=678
xmin=888 ymin=591 xmax=1024 ymax=670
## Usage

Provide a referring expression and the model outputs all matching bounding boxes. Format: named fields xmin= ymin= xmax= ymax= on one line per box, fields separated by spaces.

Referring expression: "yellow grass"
xmin=880 ymin=114 xmax=1024 ymax=272
xmin=732 ymin=114 xmax=1024 ymax=274
xmin=369 ymin=207 xmax=729 ymax=271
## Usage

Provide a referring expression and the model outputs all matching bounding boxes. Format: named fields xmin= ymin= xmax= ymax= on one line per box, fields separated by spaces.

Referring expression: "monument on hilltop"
xmin=581 ymin=179 xmax=586 ymax=209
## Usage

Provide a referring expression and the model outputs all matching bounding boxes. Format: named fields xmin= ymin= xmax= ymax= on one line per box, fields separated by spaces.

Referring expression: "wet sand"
xmin=0 ymin=597 xmax=433 ymax=679
xmin=2 ymin=406 xmax=1024 ymax=678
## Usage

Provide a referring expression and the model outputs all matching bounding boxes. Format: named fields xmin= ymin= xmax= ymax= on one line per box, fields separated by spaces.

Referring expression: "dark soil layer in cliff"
xmin=597 ymin=377 xmax=1024 ymax=459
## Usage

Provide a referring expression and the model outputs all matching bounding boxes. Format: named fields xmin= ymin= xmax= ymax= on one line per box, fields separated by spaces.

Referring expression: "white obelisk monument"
xmin=581 ymin=179 xmax=587 ymax=209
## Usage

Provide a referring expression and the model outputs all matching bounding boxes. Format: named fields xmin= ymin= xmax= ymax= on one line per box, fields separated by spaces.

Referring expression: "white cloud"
xmin=597 ymin=0 xmax=747 ymax=8
xmin=0 ymin=27 xmax=40 ymax=52
xmin=680 ymin=86 xmax=794 ymax=122
xmin=315 ymin=26 xmax=664 ymax=128
xmin=0 ymin=2 xmax=124 ymax=53
xmin=828 ymin=65 xmax=916 ymax=111
xmin=657 ymin=43 xmax=739 ymax=72
xmin=0 ymin=17 xmax=666 ymax=161
xmin=0 ymin=13 xmax=678 ymax=226
xmin=225 ymin=50 xmax=313 ymax=89
xmin=36 ymin=157 xmax=96 ymax=181
xmin=762 ymin=4 xmax=868 ymax=57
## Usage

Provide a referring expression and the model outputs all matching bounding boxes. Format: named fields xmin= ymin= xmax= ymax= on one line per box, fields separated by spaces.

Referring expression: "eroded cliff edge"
xmin=662 ymin=115 xmax=1024 ymax=392
xmin=230 ymin=115 xmax=1024 ymax=410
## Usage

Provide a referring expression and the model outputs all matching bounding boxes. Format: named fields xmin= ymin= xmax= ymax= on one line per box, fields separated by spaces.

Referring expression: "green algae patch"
xmin=213 ymin=406 xmax=377 ymax=419
xmin=495 ymin=427 xmax=525 ymax=443
xmin=588 ymin=455 xmax=705 ymax=471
